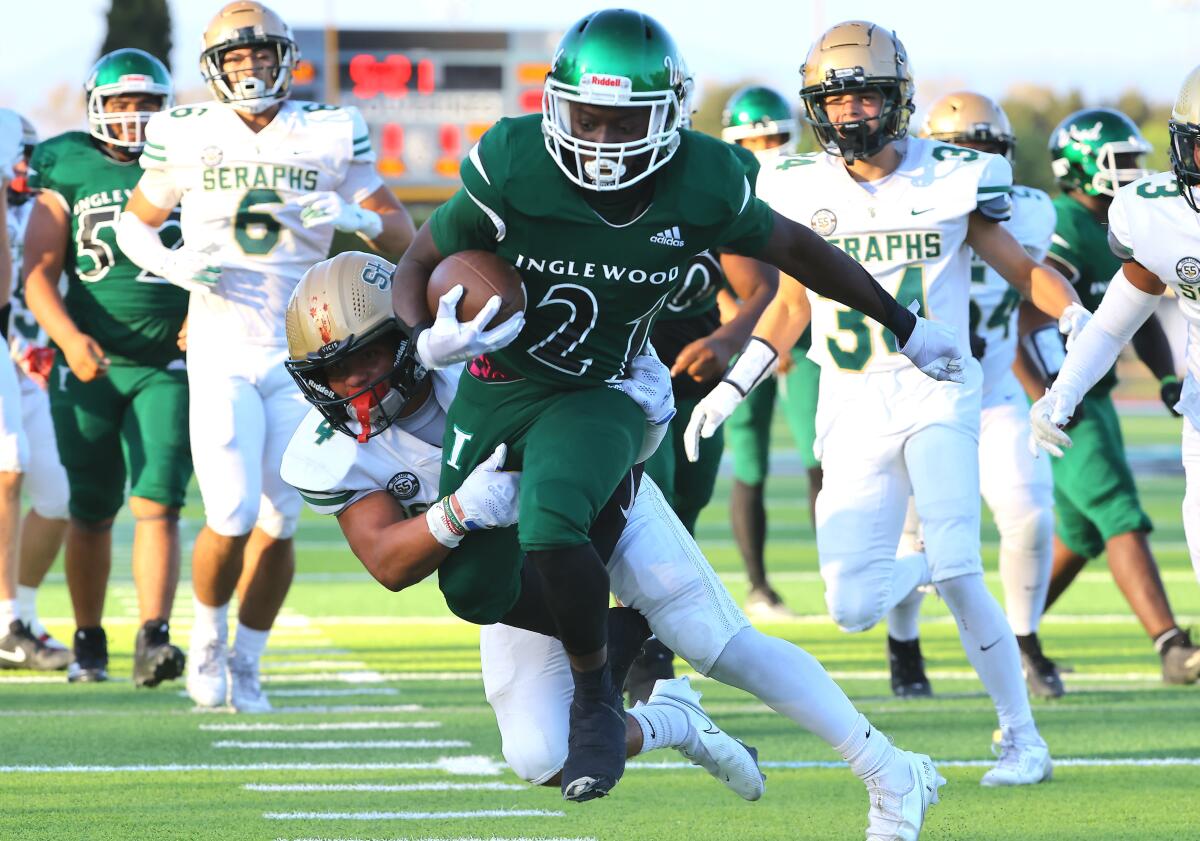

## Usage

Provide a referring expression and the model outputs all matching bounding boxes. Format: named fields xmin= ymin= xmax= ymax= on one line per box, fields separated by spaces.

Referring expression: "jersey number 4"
xmin=827 ymin=265 xmax=925 ymax=371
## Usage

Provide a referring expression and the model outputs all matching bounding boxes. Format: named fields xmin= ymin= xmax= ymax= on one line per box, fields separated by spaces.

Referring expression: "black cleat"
xmin=888 ymin=635 xmax=933 ymax=698
xmin=68 ymin=626 xmax=109 ymax=683
xmin=0 ymin=620 xmax=73 ymax=671
xmin=133 ymin=619 xmax=185 ymax=688
xmin=625 ymin=636 xmax=675 ymax=706
xmin=561 ymin=663 xmax=626 ymax=803
xmin=1159 ymin=629 xmax=1200 ymax=685
xmin=1017 ymin=633 xmax=1065 ymax=698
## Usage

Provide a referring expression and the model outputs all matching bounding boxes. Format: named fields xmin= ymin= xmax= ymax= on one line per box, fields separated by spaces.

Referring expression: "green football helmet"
xmin=85 ymin=48 xmax=172 ymax=153
xmin=542 ymin=8 xmax=688 ymax=191
xmin=721 ymin=86 xmax=797 ymax=162
xmin=1048 ymin=108 xmax=1150 ymax=197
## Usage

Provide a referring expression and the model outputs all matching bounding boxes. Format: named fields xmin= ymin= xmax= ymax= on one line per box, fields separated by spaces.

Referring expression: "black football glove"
xmin=969 ymin=331 xmax=987 ymax=361
xmin=1161 ymin=376 xmax=1183 ymax=417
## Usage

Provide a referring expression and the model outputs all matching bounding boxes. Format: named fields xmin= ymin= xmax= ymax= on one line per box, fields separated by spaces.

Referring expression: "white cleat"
xmin=186 ymin=637 xmax=228 ymax=708
xmin=980 ymin=730 xmax=1052 ymax=786
xmin=646 ymin=676 xmax=765 ymax=801
xmin=229 ymin=650 xmax=272 ymax=713
xmin=865 ymin=750 xmax=943 ymax=841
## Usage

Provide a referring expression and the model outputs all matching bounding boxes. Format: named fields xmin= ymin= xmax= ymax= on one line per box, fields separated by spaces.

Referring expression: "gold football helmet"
xmin=1170 ymin=65 xmax=1200 ymax=212
xmin=921 ymin=91 xmax=1014 ymax=160
xmin=200 ymin=1 xmax=297 ymax=113
xmin=285 ymin=251 xmax=427 ymax=443
xmin=799 ymin=20 xmax=914 ymax=162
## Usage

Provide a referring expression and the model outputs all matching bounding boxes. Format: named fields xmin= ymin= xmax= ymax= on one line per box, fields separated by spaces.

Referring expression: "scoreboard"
xmin=290 ymin=28 xmax=560 ymax=202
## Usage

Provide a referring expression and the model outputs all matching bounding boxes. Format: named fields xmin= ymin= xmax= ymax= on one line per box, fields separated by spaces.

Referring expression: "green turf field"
xmin=2 ymin=409 xmax=1198 ymax=841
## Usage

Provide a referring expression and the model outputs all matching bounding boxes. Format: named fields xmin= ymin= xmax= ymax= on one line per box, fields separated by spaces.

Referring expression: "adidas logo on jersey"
xmin=650 ymin=226 xmax=685 ymax=247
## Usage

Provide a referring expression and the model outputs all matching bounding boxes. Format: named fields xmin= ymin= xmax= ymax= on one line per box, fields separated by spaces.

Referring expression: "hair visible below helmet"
xmin=542 ymin=8 xmax=688 ymax=191
xmin=284 ymin=251 xmax=428 ymax=444
xmin=920 ymin=91 xmax=1014 ymax=160
xmin=721 ymin=85 xmax=797 ymax=163
xmin=85 ymin=48 xmax=172 ymax=154
xmin=799 ymin=20 xmax=914 ymax=163
xmin=1049 ymin=107 xmax=1151 ymax=198
xmin=201 ymin=1 xmax=297 ymax=114
xmin=1170 ymin=65 xmax=1200 ymax=213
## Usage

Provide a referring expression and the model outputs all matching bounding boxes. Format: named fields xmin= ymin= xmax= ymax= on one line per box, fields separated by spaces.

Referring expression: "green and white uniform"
xmin=429 ymin=115 xmax=775 ymax=623
xmin=1047 ymin=193 xmax=1152 ymax=558
xmin=28 ymin=131 xmax=191 ymax=521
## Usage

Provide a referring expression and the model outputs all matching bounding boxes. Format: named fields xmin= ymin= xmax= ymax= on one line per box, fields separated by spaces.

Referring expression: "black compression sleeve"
xmin=0 ymin=303 xmax=10 ymax=341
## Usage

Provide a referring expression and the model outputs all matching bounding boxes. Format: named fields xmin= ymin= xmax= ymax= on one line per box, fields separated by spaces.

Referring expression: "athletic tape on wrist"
xmin=1022 ymin=324 xmax=1067 ymax=381
xmin=425 ymin=497 xmax=465 ymax=548
xmin=723 ymin=337 xmax=778 ymax=397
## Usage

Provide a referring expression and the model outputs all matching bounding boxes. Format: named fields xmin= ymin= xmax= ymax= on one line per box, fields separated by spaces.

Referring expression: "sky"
xmin=4 ymin=0 xmax=1199 ymax=130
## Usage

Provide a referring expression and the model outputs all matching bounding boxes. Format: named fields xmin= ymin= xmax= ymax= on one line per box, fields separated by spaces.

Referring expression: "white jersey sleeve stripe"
xmin=464 ymin=185 xmax=506 ymax=242
xmin=468 ymin=142 xmax=491 ymax=186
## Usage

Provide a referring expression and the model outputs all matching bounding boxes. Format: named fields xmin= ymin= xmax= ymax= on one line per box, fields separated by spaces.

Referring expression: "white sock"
xmin=887 ymin=585 xmax=925 ymax=642
xmin=191 ymin=598 xmax=229 ymax=645
xmin=937 ymin=572 xmax=1039 ymax=738
xmin=707 ymin=626 xmax=859 ymax=747
xmin=835 ymin=713 xmax=912 ymax=791
xmin=0 ymin=599 xmax=16 ymax=628
xmin=232 ymin=623 xmax=270 ymax=662
xmin=995 ymin=505 xmax=1054 ymax=636
xmin=16 ymin=586 xmax=39 ymax=634
xmin=628 ymin=702 xmax=691 ymax=754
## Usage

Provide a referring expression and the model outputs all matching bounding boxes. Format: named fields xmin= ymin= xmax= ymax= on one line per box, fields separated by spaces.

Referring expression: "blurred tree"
xmin=99 ymin=0 xmax=172 ymax=71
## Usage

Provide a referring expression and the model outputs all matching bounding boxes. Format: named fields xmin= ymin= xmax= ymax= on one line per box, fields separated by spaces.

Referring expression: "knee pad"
xmin=29 ymin=474 xmax=69 ymax=520
xmin=254 ymin=506 xmax=297 ymax=540
xmin=500 ymin=724 xmax=567 ymax=785
xmin=205 ymin=500 xmax=260 ymax=538
xmin=993 ymin=504 xmax=1054 ymax=557
xmin=68 ymin=477 xmax=124 ymax=524
xmin=824 ymin=575 xmax=886 ymax=633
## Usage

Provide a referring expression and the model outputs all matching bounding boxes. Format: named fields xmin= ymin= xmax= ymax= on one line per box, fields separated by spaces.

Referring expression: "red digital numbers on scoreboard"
xmin=348 ymin=54 xmax=435 ymax=99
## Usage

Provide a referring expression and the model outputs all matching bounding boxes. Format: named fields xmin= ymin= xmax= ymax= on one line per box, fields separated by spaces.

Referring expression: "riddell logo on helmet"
xmin=580 ymin=73 xmax=632 ymax=92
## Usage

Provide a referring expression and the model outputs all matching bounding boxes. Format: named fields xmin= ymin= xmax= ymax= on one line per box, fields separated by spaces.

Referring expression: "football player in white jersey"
xmin=884 ymin=93 xmax=1062 ymax=700
xmin=115 ymin=1 xmax=416 ymax=711
xmin=280 ymin=251 xmax=941 ymax=840
xmin=1032 ymin=65 xmax=1200 ymax=685
xmin=687 ymin=21 xmax=1088 ymax=786
xmin=3 ymin=114 xmax=71 ymax=661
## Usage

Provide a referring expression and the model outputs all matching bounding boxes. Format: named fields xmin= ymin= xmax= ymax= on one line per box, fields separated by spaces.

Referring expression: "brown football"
xmin=427 ymin=250 xmax=526 ymax=331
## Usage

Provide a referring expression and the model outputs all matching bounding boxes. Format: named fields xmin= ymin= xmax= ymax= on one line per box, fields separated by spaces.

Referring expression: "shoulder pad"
xmin=673 ymin=132 xmax=759 ymax=227
xmin=280 ymin=409 xmax=358 ymax=498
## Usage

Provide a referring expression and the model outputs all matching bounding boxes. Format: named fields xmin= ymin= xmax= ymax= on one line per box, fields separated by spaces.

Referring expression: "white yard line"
xmin=264 ymin=673 xmax=392 ymax=685
xmin=213 ymin=740 xmax=469 ymax=750
xmin=627 ymin=757 xmax=1200 ymax=771
xmin=263 ymin=810 xmax=562 ymax=821
xmin=245 ymin=688 xmax=400 ymax=698
xmin=245 ymin=782 xmax=523 ymax=792
xmin=275 ymin=837 xmax=594 ymax=841
xmin=0 ymin=756 xmax=504 ymax=775
xmin=272 ymin=705 xmax=424 ymax=715
xmin=264 ymin=661 xmax=371 ymax=671
xmin=202 ymin=722 xmax=441 ymax=733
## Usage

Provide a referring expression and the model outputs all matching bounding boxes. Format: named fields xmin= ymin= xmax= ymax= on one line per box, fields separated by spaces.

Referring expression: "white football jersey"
xmin=756 ymin=137 xmax=1012 ymax=375
xmin=137 ymin=100 xmax=382 ymax=347
xmin=7 ymin=200 xmax=43 ymax=352
xmin=1108 ymin=172 xmax=1200 ymax=426
xmin=279 ymin=367 xmax=462 ymax=518
xmin=970 ymin=184 xmax=1056 ymax=395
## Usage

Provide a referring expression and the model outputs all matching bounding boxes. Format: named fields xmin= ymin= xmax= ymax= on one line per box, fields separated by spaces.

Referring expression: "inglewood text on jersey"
xmin=513 ymin=253 xmax=682 ymax=285
xmin=73 ymin=188 xmax=134 ymax=215
xmin=202 ymin=164 xmax=319 ymax=192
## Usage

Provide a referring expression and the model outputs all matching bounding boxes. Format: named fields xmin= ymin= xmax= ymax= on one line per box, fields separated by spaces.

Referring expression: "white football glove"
xmin=415 ymin=284 xmax=525 ymax=369
xmin=1058 ymin=302 xmax=1092 ymax=350
xmin=1029 ymin=391 xmax=1076 ymax=458
xmin=296 ymin=191 xmax=384 ymax=240
xmin=159 ymin=248 xmax=221 ymax=293
xmin=612 ymin=346 xmax=676 ymax=463
xmin=684 ymin=381 xmax=744 ymax=463
xmin=453 ymin=444 xmax=521 ymax=531
xmin=897 ymin=302 xmax=965 ymax=383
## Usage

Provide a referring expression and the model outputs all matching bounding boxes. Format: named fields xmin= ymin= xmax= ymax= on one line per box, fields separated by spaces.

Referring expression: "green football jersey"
xmin=29 ymin=131 xmax=186 ymax=366
xmin=1048 ymin=194 xmax=1121 ymax=395
xmin=429 ymin=115 xmax=775 ymax=386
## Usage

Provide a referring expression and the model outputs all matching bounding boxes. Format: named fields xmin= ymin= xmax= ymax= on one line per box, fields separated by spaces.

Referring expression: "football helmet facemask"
xmin=1049 ymin=107 xmax=1150 ymax=197
xmin=542 ymin=8 xmax=688 ymax=191
xmin=921 ymin=91 xmax=1014 ymax=160
xmin=201 ymin=1 xmax=297 ymax=114
xmin=1170 ymin=65 xmax=1200 ymax=212
xmin=800 ymin=20 xmax=914 ymax=163
xmin=285 ymin=251 xmax=428 ymax=444
xmin=85 ymin=49 xmax=172 ymax=154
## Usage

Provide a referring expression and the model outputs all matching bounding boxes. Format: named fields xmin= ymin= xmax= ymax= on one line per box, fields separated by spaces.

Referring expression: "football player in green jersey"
xmin=718 ymin=85 xmax=822 ymax=620
xmin=21 ymin=49 xmax=191 ymax=687
xmin=1030 ymin=108 xmax=1200 ymax=683
xmin=393 ymin=9 xmax=959 ymax=803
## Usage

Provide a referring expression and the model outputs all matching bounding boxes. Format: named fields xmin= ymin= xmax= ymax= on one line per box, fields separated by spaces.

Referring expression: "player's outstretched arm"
xmin=967 ymin=212 xmax=1082 ymax=322
xmin=356 ymin=186 xmax=415 ymax=257
xmin=23 ymin=192 xmax=109 ymax=382
xmin=117 ymin=188 xmax=221 ymax=293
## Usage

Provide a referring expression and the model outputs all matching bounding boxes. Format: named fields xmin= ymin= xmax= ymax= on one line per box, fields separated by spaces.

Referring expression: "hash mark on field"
xmin=202 ymin=722 xmax=441 ymax=732
xmin=264 ymin=810 xmax=563 ymax=821
xmin=245 ymin=782 xmax=523 ymax=792
xmin=0 ymin=756 xmax=504 ymax=774
xmin=213 ymin=739 xmax=470 ymax=750
xmin=274 ymin=705 xmax=424 ymax=715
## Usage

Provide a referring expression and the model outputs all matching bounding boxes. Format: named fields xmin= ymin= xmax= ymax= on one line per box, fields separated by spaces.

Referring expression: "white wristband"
xmin=425 ymin=497 xmax=465 ymax=548
xmin=724 ymin=337 xmax=778 ymax=396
